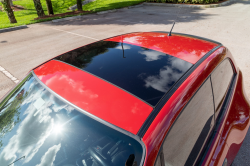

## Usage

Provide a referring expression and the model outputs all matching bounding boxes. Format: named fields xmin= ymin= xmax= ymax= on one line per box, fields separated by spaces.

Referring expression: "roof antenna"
xmin=121 ymin=35 xmax=126 ymax=58
xmin=168 ymin=0 xmax=186 ymax=36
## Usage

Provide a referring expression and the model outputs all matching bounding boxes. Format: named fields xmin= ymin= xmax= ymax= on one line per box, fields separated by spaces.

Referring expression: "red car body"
xmin=1 ymin=32 xmax=249 ymax=166
xmin=139 ymin=35 xmax=250 ymax=166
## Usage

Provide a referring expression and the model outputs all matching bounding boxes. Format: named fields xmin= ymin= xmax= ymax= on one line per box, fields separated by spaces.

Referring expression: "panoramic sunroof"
xmin=55 ymin=41 xmax=193 ymax=106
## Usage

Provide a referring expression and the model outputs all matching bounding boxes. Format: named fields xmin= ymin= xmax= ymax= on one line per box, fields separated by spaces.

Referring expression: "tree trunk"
xmin=9 ymin=0 xmax=13 ymax=6
xmin=45 ymin=0 xmax=54 ymax=15
xmin=77 ymin=0 xmax=82 ymax=11
xmin=32 ymin=0 xmax=45 ymax=17
xmin=1 ymin=0 xmax=17 ymax=23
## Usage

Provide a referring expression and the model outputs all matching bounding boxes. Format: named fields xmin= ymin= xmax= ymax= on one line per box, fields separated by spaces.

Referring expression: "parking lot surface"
xmin=0 ymin=1 xmax=250 ymax=165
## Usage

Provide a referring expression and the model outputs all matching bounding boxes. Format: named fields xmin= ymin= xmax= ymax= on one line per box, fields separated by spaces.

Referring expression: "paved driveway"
xmin=0 ymin=1 xmax=250 ymax=165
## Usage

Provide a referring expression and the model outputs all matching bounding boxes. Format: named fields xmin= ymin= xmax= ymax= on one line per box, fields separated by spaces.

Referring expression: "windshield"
xmin=0 ymin=73 xmax=143 ymax=166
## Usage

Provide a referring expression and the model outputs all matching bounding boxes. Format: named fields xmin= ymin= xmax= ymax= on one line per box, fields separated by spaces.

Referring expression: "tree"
xmin=9 ymin=0 xmax=13 ymax=6
xmin=0 ymin=89 xmax=27 ymax=150
xmin=77 ymin=0 xmax=82 ymax=11
xmin=32 ymin=0 xmax=45 ymax=17
xmin=45 ymin=0 xmax=54 ymax=15
xmin=1 ymin=0 xmax=17 ymax=23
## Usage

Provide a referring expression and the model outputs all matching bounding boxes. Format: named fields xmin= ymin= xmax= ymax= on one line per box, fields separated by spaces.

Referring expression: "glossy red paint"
xmin=105 ymin=32 xmax=218 ymax=64
xmin=33 ymin=60 xmax=153 ymax=135
xmin=202 ymin=70 xmax=250 ymax=166
xmin=141 ymin=46 xmax=247 ymax=166
xmin=201 ymin=131 xmax=229 ymax=166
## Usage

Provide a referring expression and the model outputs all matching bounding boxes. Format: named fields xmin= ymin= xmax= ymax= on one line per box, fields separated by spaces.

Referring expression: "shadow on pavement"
xmin=40 ymin=5 xmax=216 ymax=28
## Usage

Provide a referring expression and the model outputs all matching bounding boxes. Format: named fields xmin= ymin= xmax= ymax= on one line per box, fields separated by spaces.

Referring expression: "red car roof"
xmin=34 ymin=32 xmax=219 ymax=134
xmin=106 ymin=32 xmax=218 ymax=64
xmin=34 ymin=60 xmax=153 ymax=134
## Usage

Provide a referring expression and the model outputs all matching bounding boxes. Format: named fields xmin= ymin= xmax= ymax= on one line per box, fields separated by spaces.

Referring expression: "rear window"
xmin=0 ymin=73 xmax=143 ymax=166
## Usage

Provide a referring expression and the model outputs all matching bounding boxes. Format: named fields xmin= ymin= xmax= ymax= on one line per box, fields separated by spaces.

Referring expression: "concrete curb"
xmin=96 ymin=9 xmax=117 ymax=15
xmin=143 ymin=0 xmax=238 ymax=8
xmin=52 ymin=9 xmax=119 ymax=23
xmin=52 ymin=3 xmax=144 ymax=23
xmin=128 ymin=4 xmax=144 ymax=8
xmin=52 ymin=15 xmax=82 ymax=23
xmin=0 ymin=25 xmax=28 ymax=33
xmin=52 ymin=9 xmax=118 ymax=23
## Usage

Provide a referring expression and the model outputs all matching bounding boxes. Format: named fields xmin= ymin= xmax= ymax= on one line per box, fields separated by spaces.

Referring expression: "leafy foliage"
xmin=0 ymin=90 xmax=28 ymax=149
xmin=1 ymin=0 xmax=8 ymax=12
xmin=0 ymin=75 xmax=32 ymax=150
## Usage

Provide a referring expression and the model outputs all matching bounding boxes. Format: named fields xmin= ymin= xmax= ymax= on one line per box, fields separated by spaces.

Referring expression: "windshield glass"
xmin=0 ymin=73 xmax=143 ymax=166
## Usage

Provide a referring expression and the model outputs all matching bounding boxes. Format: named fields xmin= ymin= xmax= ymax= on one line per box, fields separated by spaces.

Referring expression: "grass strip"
xmin=0 ymin=0 xmax=144 ymax=29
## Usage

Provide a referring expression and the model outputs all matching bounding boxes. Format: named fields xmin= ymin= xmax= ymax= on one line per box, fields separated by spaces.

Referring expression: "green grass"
xmin=0 ymin=0 xmax=144 ymax=29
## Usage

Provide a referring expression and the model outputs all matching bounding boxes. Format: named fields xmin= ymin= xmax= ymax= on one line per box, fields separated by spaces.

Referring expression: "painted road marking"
xmin=0 ymin=66 xmax=19 ymax=84
xmin=50 ymin=27 xmax=99 ymax=41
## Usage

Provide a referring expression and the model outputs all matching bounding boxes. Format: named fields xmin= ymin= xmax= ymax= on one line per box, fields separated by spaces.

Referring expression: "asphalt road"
xmin=0 ymin=1 xmax=250 ymax=165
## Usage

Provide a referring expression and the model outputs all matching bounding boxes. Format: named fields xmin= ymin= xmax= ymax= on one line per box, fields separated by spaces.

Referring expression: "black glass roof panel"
xmin=55 ymin=41 xmax=193 ymax=106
